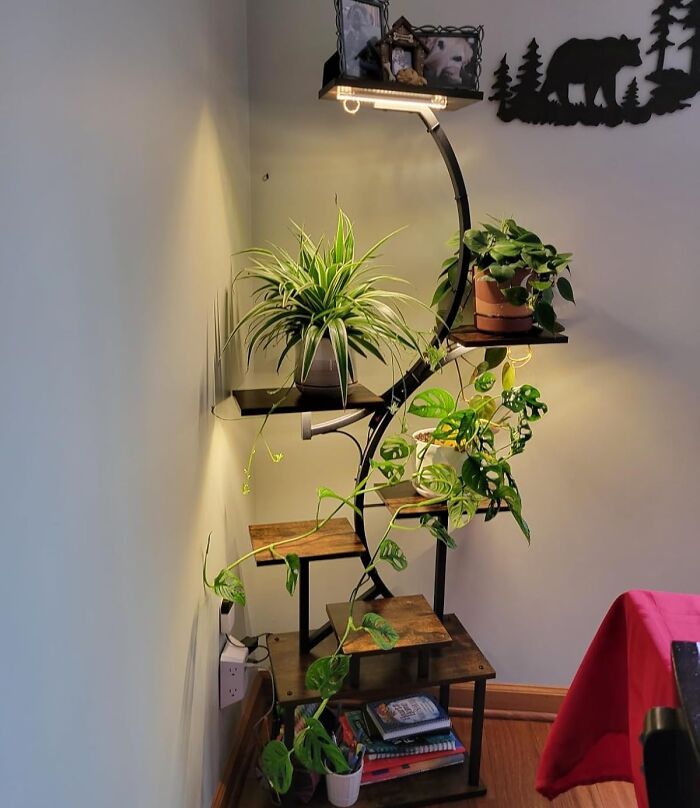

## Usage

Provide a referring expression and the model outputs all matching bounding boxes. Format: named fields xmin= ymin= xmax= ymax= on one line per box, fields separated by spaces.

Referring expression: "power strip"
xmin=219 ymin=640 xmax=250 ymax=709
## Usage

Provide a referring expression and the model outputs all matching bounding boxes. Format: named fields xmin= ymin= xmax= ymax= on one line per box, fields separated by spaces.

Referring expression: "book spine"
xmin=368 ymin=740 xmax=456 ymax=759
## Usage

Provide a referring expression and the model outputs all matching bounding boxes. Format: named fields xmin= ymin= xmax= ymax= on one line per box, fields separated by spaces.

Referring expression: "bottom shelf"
xmin=308 ymin=753 xmax=485 ymax=807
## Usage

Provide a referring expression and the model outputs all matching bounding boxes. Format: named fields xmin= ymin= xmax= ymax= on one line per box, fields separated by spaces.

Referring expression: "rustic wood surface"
xmin=378 ymin=482 xmax=505 ymax=519
xmin=449 ymin=325 xmax=568 ymax=348
xmin=326 ymin=594 xmax=453 ymax=656
xmin=268 ymin=613 xmax=494 ymax=706
xmin=249 ymin=518 xmax=365 ymax=565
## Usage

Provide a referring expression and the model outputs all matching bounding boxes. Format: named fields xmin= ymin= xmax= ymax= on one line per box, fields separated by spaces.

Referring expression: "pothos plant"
xmin=203 ymin=347 xmax=549 ymax=796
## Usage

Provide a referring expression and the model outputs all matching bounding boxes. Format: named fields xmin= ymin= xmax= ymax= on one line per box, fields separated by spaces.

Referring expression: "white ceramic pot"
xmin=294 ymin=337 xmax=356 ymax=397
xmin=413 ymin=429 xmax=469 ymax=498
xmin=325 ymin=763 xmax=363 ymax=807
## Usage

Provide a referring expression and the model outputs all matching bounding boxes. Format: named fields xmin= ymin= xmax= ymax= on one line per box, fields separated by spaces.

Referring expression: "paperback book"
xmin=365 ymin=694 xmax=451 ymax=741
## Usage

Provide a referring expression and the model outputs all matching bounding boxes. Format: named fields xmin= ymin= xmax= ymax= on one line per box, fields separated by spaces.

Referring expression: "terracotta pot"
xmin=473 ymin=267 xmax=533 ymax=334
xmin=294 ymin=336 xmax=356 ymax=397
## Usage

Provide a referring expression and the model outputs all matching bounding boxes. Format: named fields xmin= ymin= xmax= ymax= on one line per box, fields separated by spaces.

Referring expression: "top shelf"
xmin=319 ymin=77 xmax=483 ymax=111
xmin=449 ymin=325 xmax=568 ymax=347
xmin=229 ymin=383 xmax=384 ymax=416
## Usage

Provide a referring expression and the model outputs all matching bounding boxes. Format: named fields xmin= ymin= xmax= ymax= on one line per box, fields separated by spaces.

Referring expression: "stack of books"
xmin=339 ymin=693 xmax=465 ymax=786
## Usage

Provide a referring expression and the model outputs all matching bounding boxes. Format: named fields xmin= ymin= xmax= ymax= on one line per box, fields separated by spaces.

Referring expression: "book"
xmin=363 ymin=743 xmax=466 ymax=775
xmin=340 ymin=711 xmax=458 ymax=760
xmin=361 ymin=752 xmax=465 ymax=786
xmin=365 ymin=694 xmax=451 ymax=741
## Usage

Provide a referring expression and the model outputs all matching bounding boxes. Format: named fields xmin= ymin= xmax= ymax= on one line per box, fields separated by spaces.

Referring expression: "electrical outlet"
xmin=219 ymin=640 xmax=249 ymax=709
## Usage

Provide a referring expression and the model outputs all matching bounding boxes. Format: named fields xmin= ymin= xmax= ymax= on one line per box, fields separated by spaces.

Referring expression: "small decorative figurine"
xmin=376 ymin=17 xmax=429 ymax=83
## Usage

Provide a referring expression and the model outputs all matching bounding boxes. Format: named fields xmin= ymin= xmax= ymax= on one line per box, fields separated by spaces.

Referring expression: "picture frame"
xmin=335 ymin=0 xmax=390 ymax=79
xmin=414 ymin=25 xmax=484 ymax=91
xmin=376 ymin=16 xmax=429 ymax=84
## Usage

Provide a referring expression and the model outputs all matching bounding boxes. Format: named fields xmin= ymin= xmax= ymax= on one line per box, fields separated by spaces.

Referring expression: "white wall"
xmin=0 ymin=2 xmax=252 ymax=806
xmin=244 ymin=0 xmax=700 ymax=685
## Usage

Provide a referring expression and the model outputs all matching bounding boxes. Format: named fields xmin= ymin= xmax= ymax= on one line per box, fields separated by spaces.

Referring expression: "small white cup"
xmin=325 ymin=763 xmax=363 ymax=807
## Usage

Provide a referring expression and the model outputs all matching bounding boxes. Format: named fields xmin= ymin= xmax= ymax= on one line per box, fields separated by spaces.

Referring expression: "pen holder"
xmin=325 ymin=761 xmax=363 ymax=807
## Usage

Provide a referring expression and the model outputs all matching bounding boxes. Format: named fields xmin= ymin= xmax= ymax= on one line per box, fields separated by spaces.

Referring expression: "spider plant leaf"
xmin=327 ymin=318 xmax=349 ymax=406
xmin=301 ymin=324 xmax=324 ymax=382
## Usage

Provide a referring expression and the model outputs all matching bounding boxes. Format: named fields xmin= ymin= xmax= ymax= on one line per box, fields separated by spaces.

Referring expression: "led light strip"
xmin=336 ymin=85 xmax=448 ymax=114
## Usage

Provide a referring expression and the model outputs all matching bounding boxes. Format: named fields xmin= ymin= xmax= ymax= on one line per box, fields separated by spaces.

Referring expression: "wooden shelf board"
xmin=268 ymin=613 xmax=494 ymax=706
xmin=310 ymin=750 xmax=485 ymax=806
xmin=230 ymin=383 xmax=384 ymax=417
xmin=327 ymin=594 xmax=452 ymax=656
xmin=249 ymin=518 xmax=365 ymax=566
xmin=449 ymin=325 xmax=568 ymax=348
xmin=377 ymin=482 xmax=504 ymax=520
xmin=319 ymin=76 xmax=483 ymax=111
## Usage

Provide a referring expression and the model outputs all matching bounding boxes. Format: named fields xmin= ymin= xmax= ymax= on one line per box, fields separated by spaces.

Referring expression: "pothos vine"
xmin=203 ymin=345 xmax=548 ymax=795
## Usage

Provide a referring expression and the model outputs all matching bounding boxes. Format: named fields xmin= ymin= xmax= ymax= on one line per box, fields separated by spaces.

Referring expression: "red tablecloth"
xmin=536 ymin=590 xmax=700 ymax=807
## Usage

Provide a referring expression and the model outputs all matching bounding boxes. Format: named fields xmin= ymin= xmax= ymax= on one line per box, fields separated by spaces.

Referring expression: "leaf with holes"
xmin=408 ymin=388 xmax=456 ymax=420
xmin=475 ymin=371 xmax=496 ymax=393
xmin=285 ymin=553 xmax=300 ymax=596
xmin=379 ymin=538 xmax=408 ymax=571
xmin=361 ymin=613 xmax=399 ymax=650
xmin=294 ymin=718 xmax=350 ymax=776
xmin=370 ymin=458 xmax=406 ymax=484
xmin=260 ymin=741 xmax=293 ymax=794
xmin=414 ymin=463 xmax=460 ymax=498
xmin=380 ymin=435 xmax=414 ymax=462
xmin=304 ymin=655 xmax=350 ymax=699
xmin=213 ymin=569 xmax=246 ymax=605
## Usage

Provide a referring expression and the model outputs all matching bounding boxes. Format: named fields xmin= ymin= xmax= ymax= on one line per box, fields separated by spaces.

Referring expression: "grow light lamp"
xmin=336 ymin=85 xmax=448 ymax=114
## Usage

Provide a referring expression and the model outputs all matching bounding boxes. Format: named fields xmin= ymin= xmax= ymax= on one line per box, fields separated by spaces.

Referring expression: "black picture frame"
xmin=335 ymin=0 xmax=390 ymax=79
xmin=414 ymin=25 xmax=484 ymax=91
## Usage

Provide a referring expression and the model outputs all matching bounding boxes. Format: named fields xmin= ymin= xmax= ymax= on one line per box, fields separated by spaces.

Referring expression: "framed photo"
xmin=414 ymin=26 xmax=484 ymax=91
xmin=335 ymin=0 xmax=389 ymax=79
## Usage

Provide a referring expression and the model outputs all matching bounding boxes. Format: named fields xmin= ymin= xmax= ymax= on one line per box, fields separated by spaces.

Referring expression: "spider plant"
xmin=227 ymin=210 xmax=424 ymax=404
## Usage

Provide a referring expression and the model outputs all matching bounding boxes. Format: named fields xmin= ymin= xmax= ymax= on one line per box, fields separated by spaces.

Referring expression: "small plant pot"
xmin=473 ymin=268 xmax=533 ymax=334
xmin=294 ymin=337 xmax=356 ymax=398
xmin=413 ymin=429 xmax=468 ymax=498
xmin=325 ymin=763 xmax=363 ymax=808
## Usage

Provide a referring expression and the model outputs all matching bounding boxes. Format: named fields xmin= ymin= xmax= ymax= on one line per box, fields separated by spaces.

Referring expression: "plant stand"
xmin=223 ymin=73 xmax=570 ymax=806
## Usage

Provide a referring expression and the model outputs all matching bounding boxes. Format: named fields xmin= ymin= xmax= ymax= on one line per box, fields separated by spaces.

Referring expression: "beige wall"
xmin=242 ymin=0 xmax=700 ymax=685
xmin=0 ymin=1 xmax=252 ymax=806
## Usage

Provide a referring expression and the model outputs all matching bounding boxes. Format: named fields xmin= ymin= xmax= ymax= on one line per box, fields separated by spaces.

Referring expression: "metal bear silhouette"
xmin=541 ymin=36 xmax=642 ymax=108
xmin=491 ymin=1 xmax=700 ymax=127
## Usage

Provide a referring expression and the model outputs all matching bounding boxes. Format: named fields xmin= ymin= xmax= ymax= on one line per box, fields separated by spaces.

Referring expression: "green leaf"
xmin=497 ymin=485 xmax=531 ymax=543
xmin=284 ymin=553 xmax=300 ymax=596
xmin=213 ymin=569 xmax=246 ymax=605
xmin=461 ymin=457 xmax=489 ymax=497
xmin=489 ymin=241 xmax=522 ymax=259
xmin=318 ymin=486 xmax=361 ymax=516
xmin=533 ymin=300 xmax=557 ymax=333
xmin=488 ymin=264 xmax=516 ymax=282
xmin=327 ymin=318 xmax=349 ymax=406
xmin=484 ymin=347 xmax=507 ymax=369
xmin=475 ymin=371 xmax=496 ymax=393
xmin=408 ymin=388 xmax=456 ymax=420
xmin=502 ymin=362 xmax=516 ymax=391
xmin=361 ymin=613 xmax=399 ymax=650
xmin=447 ymin=492 xmax=481 ymax=529
xmin=557 ymin=276 xmax=575 ymax=303
xmin=378 ymin=538 xmax=408 ymax=571
xmin=305 ymin=655 xmax=350 ymax=699
xmin=380 ymin=435 xmax=413 ymax=462
xmin=420 ymin=515 xmax=457 ymax=549
xmin=434 ymin=410 xmax=478 ymax=446
xmin=502 ymin=286 xmax=529 ymax=307
xmin=294 ymin=718 xmax=350 ymax=775
xmin=431 ymin=278 xmax=452 ymax=307
xmin=414 ymin=463 xmax=461 ymax=498
xmin=261 ymin=740 xmax=293 ymax=794
xmin=370 ymin=458 xmax=406 ymax=484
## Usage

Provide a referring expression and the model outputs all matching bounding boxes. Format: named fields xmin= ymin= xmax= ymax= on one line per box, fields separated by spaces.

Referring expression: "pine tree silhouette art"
xmin=511 ymin=39 xmax=544 ymax=122
xmin=622 ymin=77 xmax=640 ymax=111
xmin=647 ymin=0 xmax=684 ymax=76
xmin=680 ymin=0 xmax=700 ymax=78
xmin=490 ymin=55 xmax=514 ymax=121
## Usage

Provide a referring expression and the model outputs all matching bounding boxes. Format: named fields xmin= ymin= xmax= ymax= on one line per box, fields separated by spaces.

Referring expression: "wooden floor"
xmin=430 ymin=717 xmax=637 ymax=808
xmin=239 ymin=717 xmax=637 ymax=807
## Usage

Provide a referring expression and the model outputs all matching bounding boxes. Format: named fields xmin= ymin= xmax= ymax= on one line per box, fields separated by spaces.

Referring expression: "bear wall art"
xmin=491 ymin=0 xmax=700 ymax=126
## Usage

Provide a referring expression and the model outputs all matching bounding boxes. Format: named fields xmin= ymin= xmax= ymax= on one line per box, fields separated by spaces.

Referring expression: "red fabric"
xmin=536 ymin=590 xmax=700 ymax=807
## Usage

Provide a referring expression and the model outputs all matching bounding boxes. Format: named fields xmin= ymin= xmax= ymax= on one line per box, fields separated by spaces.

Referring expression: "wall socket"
xmin=219 ymin=640 xmax=249 ymax=709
